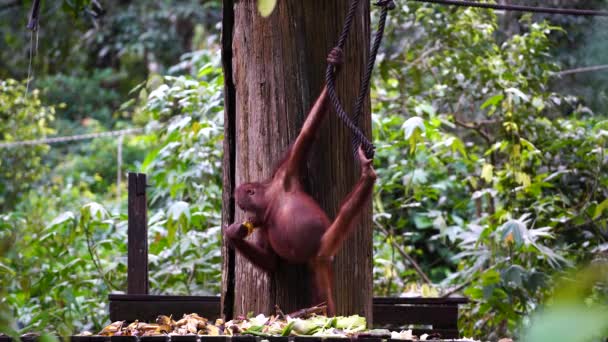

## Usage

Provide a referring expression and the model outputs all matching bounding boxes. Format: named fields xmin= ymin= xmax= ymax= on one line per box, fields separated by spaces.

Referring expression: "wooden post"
xmin=127 ymin=172 xmax=149 ymax=294
xmin=220 ymin=0 xmax=237 ymax=320
xmin=221 ymin=0 xmax=373 ymax=320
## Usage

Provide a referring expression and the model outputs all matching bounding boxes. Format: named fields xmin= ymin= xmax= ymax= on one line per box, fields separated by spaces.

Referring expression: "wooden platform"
xmin=109 ymin=294 xmax=468 ymax=339
xmin=1 ymin=336 xmax=476 ymax=342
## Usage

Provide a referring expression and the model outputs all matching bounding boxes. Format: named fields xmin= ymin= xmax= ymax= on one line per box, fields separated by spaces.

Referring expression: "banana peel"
xmin=94 ymin=313 xmax=369 ymax=337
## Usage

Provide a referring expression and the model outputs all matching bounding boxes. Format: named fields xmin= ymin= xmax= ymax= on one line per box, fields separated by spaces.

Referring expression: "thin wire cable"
xmin=410 ymin=0 xmax=608 ymax=17
xmin=556 ymin=64 xmax=608 ymax=76
xmin=0 ymin=128 xmax=144 ymax=149
xmin=25 ymin=30 xmax=36 ymax=97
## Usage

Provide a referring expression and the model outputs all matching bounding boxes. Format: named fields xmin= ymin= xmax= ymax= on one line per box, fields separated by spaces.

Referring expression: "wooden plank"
xmin=109 ymin=299 xmax=220 ymax=322
xmin=373 ymin=297 xmax=469 ymax=305
xmin=109 ymin=295 xmax=466 ymax=306
xmin=127 ymin=173 xmax=148 ymax=294
xmin=108 ymin=294 xmax=220 ymax=302
xmin=373 ymin=304 xmax=458 ymax=327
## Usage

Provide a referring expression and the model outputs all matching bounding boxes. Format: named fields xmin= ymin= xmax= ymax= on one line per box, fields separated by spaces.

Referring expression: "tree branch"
xmin=377 ymin=224 xmax=433 ymax=284
xmin=452 ymin=116 xmax=494 ymax=144
xmin=402 ymin=41 xmax=442 ymax=72
xmin=287 ymin=303 xmax=327 ymax=318
xmin=440 ymin=279 xmax=472 ymax=298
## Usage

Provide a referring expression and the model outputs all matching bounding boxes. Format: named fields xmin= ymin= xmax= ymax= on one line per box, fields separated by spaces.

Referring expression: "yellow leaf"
xmin=515 ymin=171 xmax=531 ymax=188
xmin=469 ymin=176 xmax=478 ymax=189
xmin=512 ymin=144 xmax=521 ymax=158
xmin=481 ymin=163 xmax=493 ymax=183
xmin=421 ymin=284 xmax=439 ymax=297
xmin=257 ymin=0 xmax=277 ymax=17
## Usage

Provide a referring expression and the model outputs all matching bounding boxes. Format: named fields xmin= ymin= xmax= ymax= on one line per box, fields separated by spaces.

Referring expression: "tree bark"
xmin=221 ymin=0 xmax=373 ymax=322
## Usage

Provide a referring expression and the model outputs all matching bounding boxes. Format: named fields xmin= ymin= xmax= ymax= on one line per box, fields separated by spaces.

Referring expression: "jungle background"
xmin=1 ymin=0 xmax=607 ymax=340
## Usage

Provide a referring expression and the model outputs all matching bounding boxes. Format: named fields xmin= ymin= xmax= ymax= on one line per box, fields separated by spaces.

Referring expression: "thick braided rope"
xmin=326 ymin=0 xmax=394 ymax=160
xmin=326 ymin=61 xmax=375 ymax=158
xmin=351 ymin=2 xmax=392 ymax=157
xmin=336 ymin=0 xmax=361 ymax=50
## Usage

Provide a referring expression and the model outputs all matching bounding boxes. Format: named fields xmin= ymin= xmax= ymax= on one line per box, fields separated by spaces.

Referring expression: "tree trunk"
xmin=221 ymin=0 xmax=373 ymax=322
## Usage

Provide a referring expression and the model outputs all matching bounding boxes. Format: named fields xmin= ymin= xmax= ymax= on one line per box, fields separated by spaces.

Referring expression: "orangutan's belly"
xmin=267 ymin=193 xmax=330 ymax=263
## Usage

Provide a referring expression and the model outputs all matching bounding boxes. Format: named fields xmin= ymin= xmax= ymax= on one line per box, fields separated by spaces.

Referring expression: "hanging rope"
xmin=25 ymin=0 xmax=42 ymax=97
xmin=326 ymin=0 xmax=395 ymax=160
xmin=27 ymin=0 xmax=42 ymax=31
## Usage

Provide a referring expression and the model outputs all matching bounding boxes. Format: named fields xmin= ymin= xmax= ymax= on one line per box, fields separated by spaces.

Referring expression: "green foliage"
xmin=0 ymin=0 xmax=223 ymax=334
xmin=134 ymin=50 xmax=225 ymax=295
xmin=521 ymin=263 xmax=608 ymax=342
xmin=0 ymin=1 xmax=220 ymax=79
xmin=0 ymin=80 xmax=54 ymax=210
xmin=38 ymin=70 xmax=121 ymax=123
xmin=0 ymin=203 xmax=123 ymax=336
xmin=0 ymin=50 xmax=225 ymax=334
xmin=2 ymin=1 xmax=608 ymax=340
xmin=372 ymin=3 xmax=608 ymax=338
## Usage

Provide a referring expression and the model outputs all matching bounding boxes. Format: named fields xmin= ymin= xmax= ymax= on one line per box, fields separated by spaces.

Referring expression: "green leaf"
xmin=141 ymin=147 xmax=160 ymax=172
xmin=334 ymin=315 xmax=367 ymax=331
xmin=522 ymin=305 xmax=608 ymax=342
xmin=39 ymin=334 xmax=60 ymax=342
xmin=501 ymin=264 xmax=525 ymax=287
xmin=414 ymin=214 xmax=433 ymax=229
xmin=291 ymin=318 xmax=320 ymax=335
xmin=257 ymin=0 xmax=277 ymax=17
xmin=281 ymin=321 xmax=295 ymax=336
xmin=481 ymin=93 xmax=504 ymax=109
xmin=414 ymin=103 xmax=436 ymax=116
xmin=526 ymin=272 xmax=546 ymax=293
xmin=82 ymin=202 xmax=108 ymax=221
xmin=463 ymin=286 xmax=484 ymax=300
xmin=46 ymin=211 xmax=75 ymax=229
xmin=402 ymin=116 xmax=425 ymax=154
xmin=243 ymin=326 xmax=271 ymax=337
xmin=403 ymin=116 xmax=425 ymax=139
xmin=168 ymin=201 xmax=191 ymax=223
xmin=60 ymin=258 xmax=83 ymax=273
xmin=481 ymin=269 xmax=501 ymax=286
xmin=520 ymin=138 xmax=539 ymax=153
xmin=593 ymin=198 xmax=608 ymax=220
xmin=505 ymin=87 xmax=530 ymax=102
xmin=450 ymin=136 xmax=468 ymax=158
xmin=531 ymin=96 xmax=545 ymax=111
xmin=0 ymin=261 xmax=15 ymax=276
xmin=118 ymin=98 xmax=135 ymax=111
xmin=168 ymin=116 xmax=192 ymax=133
